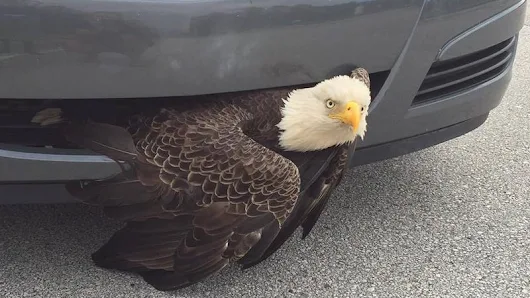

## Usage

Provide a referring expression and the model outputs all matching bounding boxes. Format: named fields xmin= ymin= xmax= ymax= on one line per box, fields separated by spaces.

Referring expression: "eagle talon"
xmin=31 ymin=108 xmax=64 ymax=126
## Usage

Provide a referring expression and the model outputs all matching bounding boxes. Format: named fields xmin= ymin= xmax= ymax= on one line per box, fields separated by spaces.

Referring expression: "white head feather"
xmin=277 ymin=75 xmax=371 ymax=152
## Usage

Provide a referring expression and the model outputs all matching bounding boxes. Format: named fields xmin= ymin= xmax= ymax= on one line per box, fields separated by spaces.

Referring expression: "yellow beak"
xmin=330 ymin=101 xmax=361 ymax=132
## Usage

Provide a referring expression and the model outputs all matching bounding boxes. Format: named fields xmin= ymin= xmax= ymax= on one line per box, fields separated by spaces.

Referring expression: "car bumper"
xmin=0 ymin=0 xmax=527 ymax=204
xmin=0 ymin=113 xmax=491 ymax=205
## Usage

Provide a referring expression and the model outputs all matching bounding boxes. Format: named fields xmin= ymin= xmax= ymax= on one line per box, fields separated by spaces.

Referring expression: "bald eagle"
xmin=32 ymin=68 xmax=371 ymax=291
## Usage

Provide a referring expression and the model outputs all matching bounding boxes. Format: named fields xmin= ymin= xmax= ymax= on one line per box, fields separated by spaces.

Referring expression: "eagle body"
xmin=32 ymin=68 xmax=371 ymax=291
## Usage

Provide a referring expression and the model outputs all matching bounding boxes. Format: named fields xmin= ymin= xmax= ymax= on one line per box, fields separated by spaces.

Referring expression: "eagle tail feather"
xmin=92 ymin=212 xmax=234 ymax=291
xmin=91 ymin=231 xmax=179 ymax=274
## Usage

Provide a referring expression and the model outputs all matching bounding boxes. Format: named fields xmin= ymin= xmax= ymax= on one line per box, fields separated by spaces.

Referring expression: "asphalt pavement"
xmin=1 ymin=17 xmax=529 ymax=298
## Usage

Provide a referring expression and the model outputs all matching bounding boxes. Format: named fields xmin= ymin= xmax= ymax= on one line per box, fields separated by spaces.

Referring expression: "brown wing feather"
xmin=350 ymin=67 xmax=370 ymax=89
xmin=64 ymin=101 xmax=300 ymax=291
xmin=239 ymin=143 xmax=353 ymax=269
xmin=300 ymin=143 xmax=352 ymax=238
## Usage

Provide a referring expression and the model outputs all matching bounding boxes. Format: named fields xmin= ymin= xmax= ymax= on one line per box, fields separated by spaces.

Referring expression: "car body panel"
xmin=0 ymin=0 xmax=422 ymax=98
xmin=362 ymin=0 xmax=525 ymax=146
xmin=0 ymin=0 xmax=527 ymax=203
xmin=437 ymin=0 xmax=527 ymax=61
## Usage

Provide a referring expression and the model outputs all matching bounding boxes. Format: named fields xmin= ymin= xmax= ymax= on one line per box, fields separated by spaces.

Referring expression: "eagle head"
xmin=277 ymin=70 xmax=371 ymax=152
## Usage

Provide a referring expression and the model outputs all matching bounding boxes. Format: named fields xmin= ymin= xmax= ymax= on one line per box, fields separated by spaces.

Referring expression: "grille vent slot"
xmin=0 ymin=69 xmax=389 ymax=149
xmin=413 ymin=37 xmax=515 ymax=105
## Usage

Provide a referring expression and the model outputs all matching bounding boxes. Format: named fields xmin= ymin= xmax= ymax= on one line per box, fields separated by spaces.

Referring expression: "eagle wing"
xmin=58 ymin=67 xmax=370 ymax=289
xmin=63 ymin=104 xmax=300 ymax=291
xmin=239 ymin=142 xmax=354 ymax=268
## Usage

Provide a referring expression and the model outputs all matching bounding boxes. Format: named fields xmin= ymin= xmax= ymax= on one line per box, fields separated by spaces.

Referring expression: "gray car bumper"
xmin=0 ymin=0 xmax=527 ymax=204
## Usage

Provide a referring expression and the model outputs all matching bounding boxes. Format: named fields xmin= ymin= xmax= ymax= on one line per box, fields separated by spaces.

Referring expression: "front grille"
xmin=413 ymin=37 xmax=516 ymax=105
xmin=0 ymin=100 xmax=66 ymax=147
xmin=0 ymin=99 xmax=146 ymax=148
xmin=0 ymin=69 xmax=389 ymax=149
